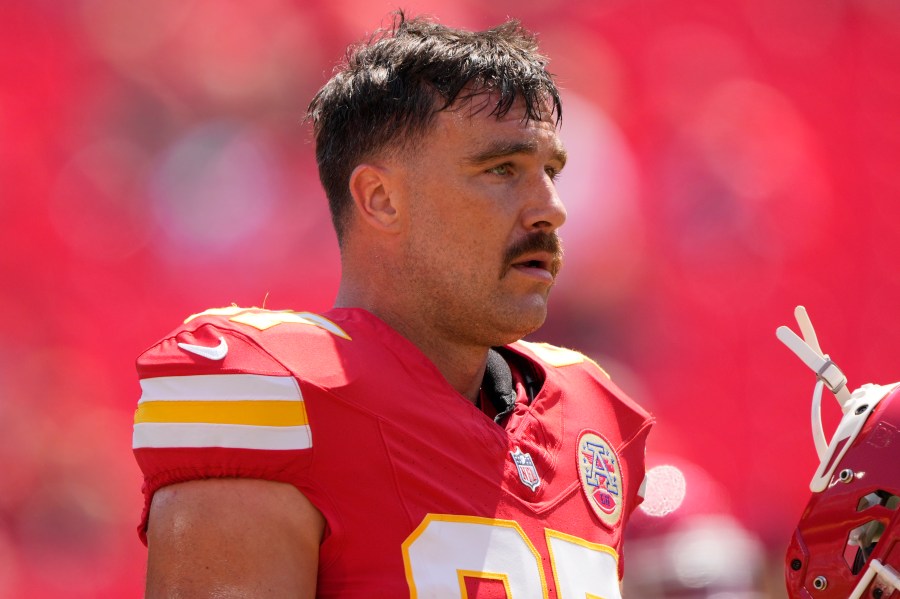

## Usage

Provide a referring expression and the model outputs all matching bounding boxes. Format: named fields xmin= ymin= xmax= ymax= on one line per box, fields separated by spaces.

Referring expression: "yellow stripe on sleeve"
xmin=134 ymin=400 xmax=307 ymax=427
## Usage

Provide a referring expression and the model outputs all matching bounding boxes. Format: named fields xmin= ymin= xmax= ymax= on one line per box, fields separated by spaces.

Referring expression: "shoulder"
xmin=132 ymin=306 xmax=355 ymax=540
xmin=134 ymin=306 xmax=348 ymax=452
xmin=136 ymin=306 xmax=353 ymax=379
xmin=133 ymin=306 xmax=360 ymax=454
xmin=511 ymin=339 xmax=652 ymax=421
xmin=512 ymin=340 xmax=611 ymax=377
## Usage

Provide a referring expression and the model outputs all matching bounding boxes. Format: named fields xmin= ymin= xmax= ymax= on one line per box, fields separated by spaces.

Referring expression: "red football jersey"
xmin=133 ymin=307 xmax=654 ymax=598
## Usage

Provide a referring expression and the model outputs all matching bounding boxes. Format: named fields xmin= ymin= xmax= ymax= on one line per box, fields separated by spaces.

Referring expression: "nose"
xmin=522 ymin=174 xmax=567 ymax=232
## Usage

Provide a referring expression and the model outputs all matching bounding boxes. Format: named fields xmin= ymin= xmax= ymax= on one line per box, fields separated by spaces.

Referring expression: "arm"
xmin=145 ymin=478 xmax=325 ymax=599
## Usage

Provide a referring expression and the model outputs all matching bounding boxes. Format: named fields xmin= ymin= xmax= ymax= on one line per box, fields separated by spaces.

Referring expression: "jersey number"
xmin=402 ymin=514 xmax=621 ymax=599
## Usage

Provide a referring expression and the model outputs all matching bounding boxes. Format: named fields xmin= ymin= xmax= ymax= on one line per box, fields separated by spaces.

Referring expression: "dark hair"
xmin=307 ymin=12 xmax=562 ymax=244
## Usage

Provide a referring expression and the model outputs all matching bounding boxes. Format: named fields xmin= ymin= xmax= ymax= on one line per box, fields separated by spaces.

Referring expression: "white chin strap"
xmin=776 ymin=306 xmax=850 ymax=486
xmin=776 ymin=306 xmax=851 ymax=407
xmin=849 ymin=559 xmax=900 ymax=599
xmin=776 ymin=306 xmax=896 ymax=493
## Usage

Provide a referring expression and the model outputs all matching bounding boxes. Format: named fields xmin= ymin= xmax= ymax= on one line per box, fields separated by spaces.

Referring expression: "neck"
xmin=335 ymin=280 xmax=488 ymax=403
xmin=402 ymin=322 xmax=489 ymax=403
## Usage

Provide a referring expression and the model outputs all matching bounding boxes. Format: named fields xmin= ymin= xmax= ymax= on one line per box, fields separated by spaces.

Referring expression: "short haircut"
xmin=307 ymin=12 xmax=562 ymax=244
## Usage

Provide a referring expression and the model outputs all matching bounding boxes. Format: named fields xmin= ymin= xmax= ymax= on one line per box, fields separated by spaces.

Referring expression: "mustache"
xmin=502 ymin=231 xmax=564 ymax=278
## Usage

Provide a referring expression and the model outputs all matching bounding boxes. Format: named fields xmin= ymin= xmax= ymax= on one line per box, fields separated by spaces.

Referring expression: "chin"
xmin=494 ymin=302 xmax=549 ymax=344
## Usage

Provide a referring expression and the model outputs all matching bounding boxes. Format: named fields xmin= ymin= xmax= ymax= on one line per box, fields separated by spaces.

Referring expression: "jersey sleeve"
xmin=132 ymin=310 xmax=314 ymax=544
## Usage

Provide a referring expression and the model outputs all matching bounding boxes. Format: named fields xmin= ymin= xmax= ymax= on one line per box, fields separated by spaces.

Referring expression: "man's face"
xmin=394 ymin=96 xmax=568 ymax=347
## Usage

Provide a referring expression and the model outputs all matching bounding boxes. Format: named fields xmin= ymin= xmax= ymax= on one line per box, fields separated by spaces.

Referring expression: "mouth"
xmin=515 ymin=258 xmax=550 ymax=271
xmin=502 ymin=232 xmax=564 ymax=282
xmin=509 ymin=252 xmax=559 ymax=282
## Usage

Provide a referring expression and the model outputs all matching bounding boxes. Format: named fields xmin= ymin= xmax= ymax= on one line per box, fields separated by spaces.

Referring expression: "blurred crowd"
xmin=2 ymin=0 xmax=900 ymax=596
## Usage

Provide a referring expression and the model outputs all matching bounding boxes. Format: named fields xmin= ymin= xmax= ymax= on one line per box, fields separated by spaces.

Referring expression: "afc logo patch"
xmin=577 ymin=430 xmax=622 ymax=528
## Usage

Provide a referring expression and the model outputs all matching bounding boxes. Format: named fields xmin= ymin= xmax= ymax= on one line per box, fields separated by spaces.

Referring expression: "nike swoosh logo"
xmin=177 ymin=336 xmax=228 ymax=361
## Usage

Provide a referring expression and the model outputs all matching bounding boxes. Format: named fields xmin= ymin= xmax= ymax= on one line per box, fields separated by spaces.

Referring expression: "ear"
xmin=348 ymin=163 xmax=401 ymax=233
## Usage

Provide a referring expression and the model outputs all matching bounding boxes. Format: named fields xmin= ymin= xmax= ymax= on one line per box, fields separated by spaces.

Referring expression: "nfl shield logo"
xmin=510 ymin=447 xmax=541 ymax=492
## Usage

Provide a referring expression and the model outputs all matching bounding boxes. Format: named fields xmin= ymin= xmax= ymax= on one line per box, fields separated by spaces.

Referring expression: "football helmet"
xmin=779 ymin=306 xmax=900 ymax=598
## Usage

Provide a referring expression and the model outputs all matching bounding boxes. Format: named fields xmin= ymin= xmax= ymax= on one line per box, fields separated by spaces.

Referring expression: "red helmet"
xmin=779 ymin=307 xmax=900 ymax=598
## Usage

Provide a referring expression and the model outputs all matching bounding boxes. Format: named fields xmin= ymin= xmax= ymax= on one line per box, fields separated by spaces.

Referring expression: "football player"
xmin=133 ymin=13 xmax=653 ymax=598
xmin=779 ymin=307 xmax=900 ymax=598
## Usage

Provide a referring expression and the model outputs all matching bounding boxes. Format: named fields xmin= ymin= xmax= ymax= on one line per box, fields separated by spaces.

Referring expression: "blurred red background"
xmin=2 ymin=0 xmax=899 ymax=596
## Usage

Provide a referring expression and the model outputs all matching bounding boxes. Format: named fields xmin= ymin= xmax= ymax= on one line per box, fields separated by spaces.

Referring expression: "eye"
xmin=486 ymin=163 xmax=513 ymax=176
xmin=545 ymin=166 xmax=561 ymax=181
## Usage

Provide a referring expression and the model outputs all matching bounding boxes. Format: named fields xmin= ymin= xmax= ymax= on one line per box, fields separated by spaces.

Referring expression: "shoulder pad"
xmin=184 ymin=306 xmax=350 ymax=339
xmin=137 ymin=306 xmax=351 ymax=377
xmin=134 ymin=306 xmax=324 ymax=452
xmin=514 ymin=340 xmax=611 ymax=379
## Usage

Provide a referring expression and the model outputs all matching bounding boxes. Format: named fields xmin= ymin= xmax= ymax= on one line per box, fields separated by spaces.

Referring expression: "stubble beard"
xmin=399 ymin=230 xmax=561 ymax=348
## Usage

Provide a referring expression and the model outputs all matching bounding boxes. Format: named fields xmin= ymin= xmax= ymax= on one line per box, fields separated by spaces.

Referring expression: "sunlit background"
xmin=3 ymin=0 xmax=900 ymax=596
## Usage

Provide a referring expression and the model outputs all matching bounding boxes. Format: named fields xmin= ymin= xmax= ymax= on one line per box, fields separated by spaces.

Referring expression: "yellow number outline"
xmin=402 ymin=514 xmax=548 ymax=599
